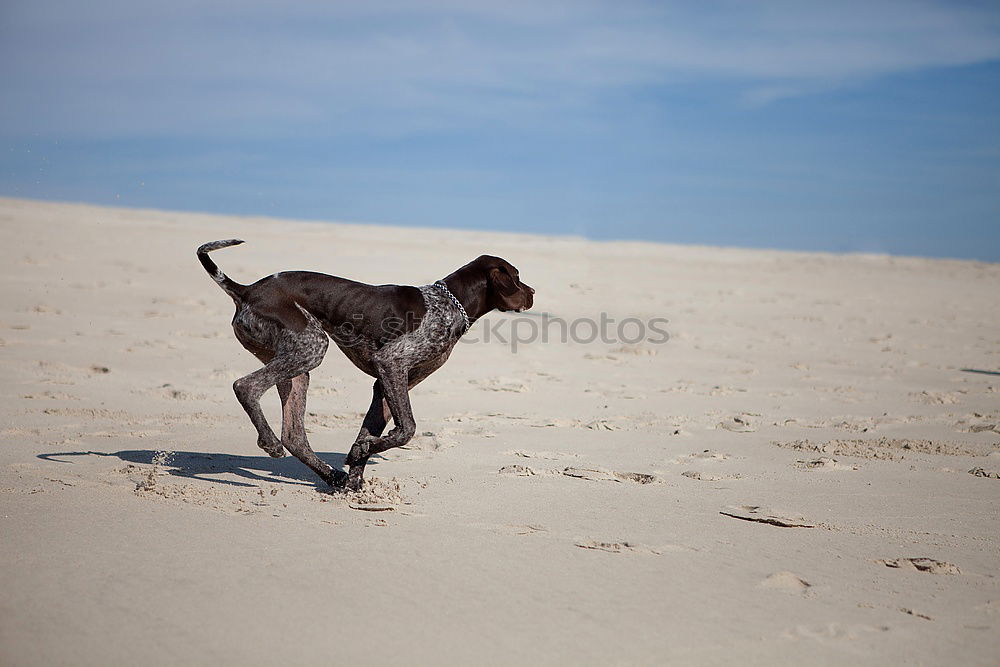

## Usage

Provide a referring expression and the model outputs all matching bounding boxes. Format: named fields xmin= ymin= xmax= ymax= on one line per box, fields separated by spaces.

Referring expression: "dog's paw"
xmin=327 ymin=468 xmax=349 ymax=489
xmin=258 ymin=437 xmax=285 ymax=458
xmin=345 ymin=439 xmax=372 ymax=466
xmin=345 ymin=468 xmax=365 ymax=492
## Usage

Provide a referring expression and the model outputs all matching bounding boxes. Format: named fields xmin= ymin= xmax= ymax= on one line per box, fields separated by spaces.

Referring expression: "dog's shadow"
xmin=37 ymin=449 xmax=365 ymax=489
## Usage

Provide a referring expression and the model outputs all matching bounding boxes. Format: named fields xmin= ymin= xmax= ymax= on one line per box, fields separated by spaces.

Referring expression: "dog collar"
xmin=433 ymin=280 xmax=470 ymax=333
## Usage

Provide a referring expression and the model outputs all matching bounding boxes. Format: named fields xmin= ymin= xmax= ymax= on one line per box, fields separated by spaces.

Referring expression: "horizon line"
xmin=3 ymin=194 xmax=996 ymax=266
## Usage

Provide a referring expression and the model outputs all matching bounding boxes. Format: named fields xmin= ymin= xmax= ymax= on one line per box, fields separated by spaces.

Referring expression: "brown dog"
xmin=198 ymin=240 xmax=534 ymax=490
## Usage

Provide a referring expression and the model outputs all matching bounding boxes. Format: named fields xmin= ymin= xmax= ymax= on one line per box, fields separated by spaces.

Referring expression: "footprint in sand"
xmin=773 ymin=437 xmax=990 ymax=460
xmin=561 ymin=467 xmax=658 ymax=484
xmin=877 ymin=557 xmax=960 ymax=575
xmin=36 ymin=360 xmax=109 ymax=379
xmin=505 ymin=449 xmax=580 ymax=460
xmin=718 ymin=413 xmax=760 ymax=432
xmin=400 ymin=431 xmax=458 ymax=452
xmin=469 ymin=377 xmax=530 ymax=393
xmin=526 ymin=418 xmax=574 ymax=428
xmin=208 ymin=367 xmax=241 ymax=382
xmin=584 ymin=419 xmax=621 ymax=431
xmin=26 ymin=304 xmax=62 ymax=315
xmin=669 ymin=450 xmax=733 ymax=465
xmin=720 ymin=505 xmax=815 ymax=528
xmin=498 ymin=464 xmax=538 ymax=476
xmin=146 ymin=384 xmax=209 ymax=401
xmin=781 ymin=417 xmax=829 ymax=429
xmin=782 ymin=623 xmax=889 ymax=642
xmin=574 ymin=540 xmax=665 ymax=555
xmin=498 ymin=524 xmax=548 ymax=535
xmin=954 ymin=417 xmax=1000 ymax=434
xmin=910 ymin=390 xmax=965 ymax=405
xmin=707 ymin=385 xmax=748 ymax=397
xmin=21 ymin=390 xmax=79 ymax=400
xmin=582 ymin=352 xmax=620 ymax=362
xmin=681 ymin=470 xmax=741 ymax=481
xmin=611 ymin=344 xmax=658 ymax=356
xmin=758 ymin=571 xmax=812 ymax=595
xmin=793 ymin=457 xmax=858 ymax=471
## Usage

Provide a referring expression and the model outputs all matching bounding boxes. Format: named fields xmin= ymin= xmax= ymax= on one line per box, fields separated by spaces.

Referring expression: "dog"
xmin=198 ymin=239 xmax=534 ymax=490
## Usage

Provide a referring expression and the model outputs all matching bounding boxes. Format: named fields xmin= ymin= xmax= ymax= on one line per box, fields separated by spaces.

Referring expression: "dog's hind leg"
xmin=233 ymin=362 xmax=287 ymax=459
xmin=277 ymin=372 xmax=347 ymax=486
xmin=276 ymin=378 xmax=298 ymax=455
xmin=233 ymin=308 xmax=342 ymax=486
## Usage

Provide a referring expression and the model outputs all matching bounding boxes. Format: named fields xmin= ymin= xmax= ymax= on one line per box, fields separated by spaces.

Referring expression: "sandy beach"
xmin=1 ymin=197 xmax=998 ymax=665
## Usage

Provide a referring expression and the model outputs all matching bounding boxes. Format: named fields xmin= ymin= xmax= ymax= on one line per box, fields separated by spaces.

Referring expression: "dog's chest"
xmin=337 ymin=285 xmax=464 ymax=377
xmin=375 ymin=285 xmax=464 ymax=364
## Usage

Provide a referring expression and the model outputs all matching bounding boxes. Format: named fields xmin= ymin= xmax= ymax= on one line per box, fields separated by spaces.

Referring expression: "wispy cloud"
xmin=2 ymin=0 xmax=998 ymax=138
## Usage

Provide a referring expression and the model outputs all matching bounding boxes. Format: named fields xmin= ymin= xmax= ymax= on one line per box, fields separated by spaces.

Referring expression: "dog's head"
xmin=471 ymin=255 xmax=534 ymax=313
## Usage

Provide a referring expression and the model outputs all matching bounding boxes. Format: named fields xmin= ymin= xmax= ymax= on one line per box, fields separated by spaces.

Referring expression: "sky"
xmin=1 ymin=1 xmax=999 ymax=261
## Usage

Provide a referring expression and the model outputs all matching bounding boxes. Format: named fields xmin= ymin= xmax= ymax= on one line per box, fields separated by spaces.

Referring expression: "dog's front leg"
xmin=345 ymin=380 xmax=391 ymax=490
xmin=345 ymin=366 xmax=415 ymax=490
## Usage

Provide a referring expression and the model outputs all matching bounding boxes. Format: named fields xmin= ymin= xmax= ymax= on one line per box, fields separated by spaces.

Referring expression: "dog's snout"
xmin=521 ymin=284 xmax=535 ymax=311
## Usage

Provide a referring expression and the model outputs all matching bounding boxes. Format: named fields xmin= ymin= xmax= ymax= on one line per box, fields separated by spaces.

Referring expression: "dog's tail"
xmin=197 ymin=239 xmax=246 ymax=301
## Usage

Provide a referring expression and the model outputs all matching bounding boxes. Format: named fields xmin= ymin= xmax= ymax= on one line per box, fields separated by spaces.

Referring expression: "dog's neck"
xmin=439 ymin=268 xmax=493 ymax=323
xmin=432 ymin=280 xmax=471 ymax=332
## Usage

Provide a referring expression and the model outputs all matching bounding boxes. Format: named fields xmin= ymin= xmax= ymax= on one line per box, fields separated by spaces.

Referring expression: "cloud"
xmin=1 ymin=0 xmax=998 ymax=138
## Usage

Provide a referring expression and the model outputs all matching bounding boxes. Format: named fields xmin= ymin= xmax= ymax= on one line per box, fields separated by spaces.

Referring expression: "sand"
xmin=1 ymin=197 xmax=998 ymax=666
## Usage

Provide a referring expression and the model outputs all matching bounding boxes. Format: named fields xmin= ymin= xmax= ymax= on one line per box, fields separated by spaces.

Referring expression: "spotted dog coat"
xmin=197 ymin=239 xmax=534 ymax=490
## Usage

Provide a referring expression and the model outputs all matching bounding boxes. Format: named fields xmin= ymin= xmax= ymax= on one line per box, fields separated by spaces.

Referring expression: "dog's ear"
xmin=489 ymin=268 xmax=520 ymax=297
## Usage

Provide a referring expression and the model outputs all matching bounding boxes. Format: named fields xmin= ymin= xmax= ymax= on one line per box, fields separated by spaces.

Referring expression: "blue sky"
xmin=2 ymin=1 xmax=999 ymax=260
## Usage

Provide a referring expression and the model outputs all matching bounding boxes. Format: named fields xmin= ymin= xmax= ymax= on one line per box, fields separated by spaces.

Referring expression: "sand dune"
xmin=1 ymin=198 xmax=998 ymax=665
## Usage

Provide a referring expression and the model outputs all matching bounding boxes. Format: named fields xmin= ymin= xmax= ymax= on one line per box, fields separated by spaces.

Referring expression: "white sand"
xmin=1 ymin=197 xmax=998 ymax=665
